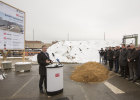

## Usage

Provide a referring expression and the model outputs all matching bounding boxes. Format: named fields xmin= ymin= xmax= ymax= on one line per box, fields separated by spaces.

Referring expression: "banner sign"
xmin=0 ymin=1 xmax=25 ymax=50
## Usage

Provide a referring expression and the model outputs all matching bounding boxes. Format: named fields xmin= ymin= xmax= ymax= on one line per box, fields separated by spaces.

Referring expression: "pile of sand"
xmin=70 ymin=62 xmax=109 ymax=83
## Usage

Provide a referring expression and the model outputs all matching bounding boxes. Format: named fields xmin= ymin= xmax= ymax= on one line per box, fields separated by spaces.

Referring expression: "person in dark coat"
xmin=107 ymin=47 xmax=114 ymax=71
xmin=37 ymin=45 xmax=53 ymax=93
xmin=127 ymin=44 xmax=137 ymax=82
xmin=135 ymin=46 xmax=140 ymax=79
xmin=99 ymin=48 xmax=104 ymax=63
xmin=125 ymin=45 xmax=131 ymax=77
xmin=104 ymin=49 xmax=108 ymax=65
xmin=119 ymin=44 xmax=128 ymax=78
xmin=138 ymin=45 xmax=140 ymax=79
xmin=113 ymin=46 xmax=120 ymax=73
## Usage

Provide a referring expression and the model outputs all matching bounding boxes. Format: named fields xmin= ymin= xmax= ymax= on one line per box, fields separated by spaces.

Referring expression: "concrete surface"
xmin=0 ymin=64 xmax=140 ymax=100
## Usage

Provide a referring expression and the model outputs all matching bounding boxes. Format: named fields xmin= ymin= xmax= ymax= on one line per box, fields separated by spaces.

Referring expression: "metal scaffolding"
xmin=122 ymin=34 xmax=138 ymax=46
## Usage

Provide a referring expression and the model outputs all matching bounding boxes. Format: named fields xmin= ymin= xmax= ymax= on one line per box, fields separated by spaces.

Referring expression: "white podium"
xmin=46 ymin=64 xmax=63 ymax=96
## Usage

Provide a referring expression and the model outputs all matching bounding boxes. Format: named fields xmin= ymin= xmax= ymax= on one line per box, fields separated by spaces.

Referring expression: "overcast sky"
xmin=1 ymin=0 xmax=140 ymax=43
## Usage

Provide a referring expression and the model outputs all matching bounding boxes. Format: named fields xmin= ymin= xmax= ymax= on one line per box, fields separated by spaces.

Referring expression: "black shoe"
xmin=40 ymin=90 xmax=44 ymax=94
xmin=133 ymin=80 xmax=137 ymax=83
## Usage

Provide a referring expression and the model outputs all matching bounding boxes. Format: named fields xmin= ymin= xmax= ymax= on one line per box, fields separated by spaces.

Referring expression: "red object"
xmin=4 ymin=37 xmax=6 ymax=39
xmin=4 ymin=33 xmax=7 ymax=35
xmin=55 ymin=73 xmax=60 ymax=77
xmin=16 ymin=14 xmax=19 ymax=16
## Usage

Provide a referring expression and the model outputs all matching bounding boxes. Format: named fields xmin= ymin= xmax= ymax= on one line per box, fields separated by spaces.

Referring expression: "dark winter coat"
xmin=119 ymin=48 xmax=127 ymax=66
xmin=107 ymin=50 xmax=114 ymax=61
xmin=37 ymin=51 xmax=51 ymax=75
xmin=135 ymin=50 xmax=140 ymax=66
xmin=129 ymin=49 xmax=137 ymax=62
xmin=138 ymin=50 xmax=140 ymax=64
xmin=138 ymin=52 xmax=140 ymax=77
xmin=127 ymin=49 xmax=132 ymax=60
xmin=113 ymin=49 xmax=120 ymax=60
xmin=99 ymin=50 xmax=104 ymax=56
xmin=104 ymin=50 xmax=108 ymax=58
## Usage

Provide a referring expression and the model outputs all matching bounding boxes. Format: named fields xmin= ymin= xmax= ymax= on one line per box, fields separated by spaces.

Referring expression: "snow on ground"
xmin=29 ymin=40 xmax=120 ymax=63
xmin=15 ymin=62 xmax=32 ymax=65
xmin=0 ymin=56 xmax=28 ymax=59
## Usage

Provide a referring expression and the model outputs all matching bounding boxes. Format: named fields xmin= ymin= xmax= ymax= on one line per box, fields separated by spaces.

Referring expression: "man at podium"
xmin=37 ymin=45 xmax=52 ymax=93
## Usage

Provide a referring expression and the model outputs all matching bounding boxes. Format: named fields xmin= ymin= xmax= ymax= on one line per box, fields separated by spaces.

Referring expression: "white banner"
xmin=0 ymin=1 xmax=25 ymax=50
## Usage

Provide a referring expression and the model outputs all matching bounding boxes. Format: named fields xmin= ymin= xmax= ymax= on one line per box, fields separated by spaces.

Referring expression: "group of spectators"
xmin=99 ymin=44 xmax=140 ymax=82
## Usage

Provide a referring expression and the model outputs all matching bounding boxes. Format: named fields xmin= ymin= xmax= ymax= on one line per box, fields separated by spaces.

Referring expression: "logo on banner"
xmin=16 ymin=13 xmax=24 ymax=18
xmin=55 ymin=73 xmax=60 ymax=77
xmin=16 ymin=14 xmax=19 ymax=16
xmin=4 ymin=33 xmax=7 ymax=35
xmin=4 ymin=37 xmax=6 ymax=39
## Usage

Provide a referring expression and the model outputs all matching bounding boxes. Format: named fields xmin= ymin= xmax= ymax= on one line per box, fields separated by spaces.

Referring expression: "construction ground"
xmin=0 ymin=64 xmax=140 ymax=100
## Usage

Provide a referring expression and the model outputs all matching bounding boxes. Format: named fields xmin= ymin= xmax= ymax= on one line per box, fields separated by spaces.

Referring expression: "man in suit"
xmin=99 ymin=48 xmax=104 ymax=63
xmin=137 ymin=45 xmax=140 ymax=79
xmin=135 ymin=45 xmax=140 ymax=80
xmin=119 ymin=44 xmax=128 ymax=78
xmin=107 ymin=47 xmax=114 ymax=71
xmin=37 ymin=45 xmax=52 ymax=93
xmin=113 ymin=46 xmax=120 ymax=73
xmin=104 ymin=49 xmax=108 ymax=65
xmin=127 ymin=44 xmax=137 ymax=82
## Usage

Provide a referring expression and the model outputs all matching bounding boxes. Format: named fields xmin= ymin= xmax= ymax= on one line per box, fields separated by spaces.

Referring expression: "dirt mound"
xmin=70 ymin=62 xmax=109 ymax=83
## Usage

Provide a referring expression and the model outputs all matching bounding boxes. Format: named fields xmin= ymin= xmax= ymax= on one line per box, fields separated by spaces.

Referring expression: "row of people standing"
xmin=99 ymin=44 xmax=140 ymax=82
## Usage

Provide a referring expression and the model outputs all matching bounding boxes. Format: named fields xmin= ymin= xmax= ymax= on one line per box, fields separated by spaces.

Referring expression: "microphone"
xmin=52 ymin=53 xmax=55 ymax=57
xmin=56 ymin=58 xmax=62 ymax=65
